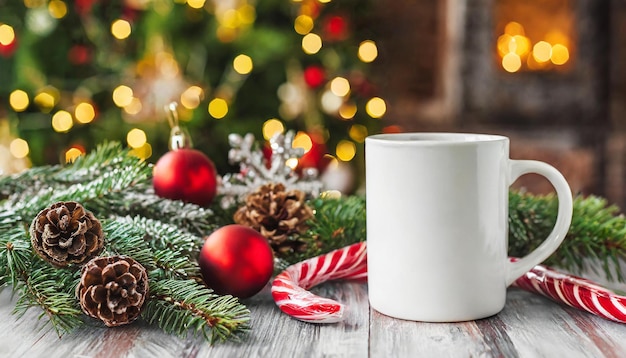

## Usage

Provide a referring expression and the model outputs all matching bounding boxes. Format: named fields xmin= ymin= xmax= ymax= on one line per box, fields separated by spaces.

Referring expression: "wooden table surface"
xmin=2 ymin=281 xmax=626 ymax=358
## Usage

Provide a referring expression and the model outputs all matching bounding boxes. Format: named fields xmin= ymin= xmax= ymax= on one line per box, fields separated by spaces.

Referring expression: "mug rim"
xmin=366 ymin=132 xmax=508 ymax=145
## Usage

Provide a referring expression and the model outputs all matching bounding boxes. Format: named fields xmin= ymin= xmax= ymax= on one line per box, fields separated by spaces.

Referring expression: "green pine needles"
xmin=2 ymin=141 xmax=626 ymax=343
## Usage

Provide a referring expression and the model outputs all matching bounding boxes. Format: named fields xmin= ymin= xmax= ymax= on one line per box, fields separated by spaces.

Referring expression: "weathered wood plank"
xmin=4 ymin=282 xmax=626 ymax=357
xmin=0 ymin=281 xmax=370 ymax=358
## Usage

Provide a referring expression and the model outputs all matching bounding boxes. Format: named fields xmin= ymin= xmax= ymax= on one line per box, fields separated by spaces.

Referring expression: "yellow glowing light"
xmin=48 ymin=0 xmax=68 ymax=19
xmin=75 ymin=102 xmax=96 ymax=124
xmin=511 ymin=35 xmax=530 ymax=57
xmin=34 ymin=87 xmax=59 ymax=112
xmin=330 ymin=77 xmax=350 ymax=97
xmin=65 ymin=147 xmax=84 ymax=163
xmin=502 ymin=53 xmax=522 ymax=73
xmin=111 ymin=19 xmax=132 ymax=40
xmin=262 ymin=119 xmax=285 ymax=140
xmin=545 ymin=31 xmax=570 ymax=49
xmin=349 ymin=124 xmax=368 ymax=143
xmin=24 ymin=0 xmax=46 ymax=8
xmin=292 ymin=132 xmax=313 ymax=153
xmin=9 ymin=138 xmax=29 ymax=159
xmin=129 ymin=143 xmax=152 ymax=160
xmin=127 ymin=128 xmax=147 ymax=149
xmin=0 ymin=24 xmax=15 ymax=46
xmin=187 ymin=0 xmax=206 ymax=9
xmin=302 ymin=33 xmax=322 ymax=55
xmin=180 ymin=86 xmax=204 ymax=109
xmin=497 ymin=34 xmax=513 ymax=57
xmin=336 ymin=140 xmax=356 ymax=161
xmin=208 ymin=98 xmax=228 ymax=119
xmin=318 ymin=0 xmax=332 ymax=3
xmin=533 ymin=41 xmax=552 ymax=63
xmin=9 ymin=90 xmax=29 ymax=112
xmin=294 ymin=15 xmax=314 ymax=35
xmin=238 ymin=4 xmax=256 ymax=25
xmin=285 ymin=157 xmax=299 ymax=169
xmin=52 ymin=110 xmax=73 ymax=133
xmin=339 ymin=102 xmax=357 ymax=119
xmin=504 ymin=21 xmax=525 ymax=36
xmin=358 ymin=40 xmax=378 ymax=63
xmin=233 ymin=54 xmax=253 ymax=74
xmin=112 ymin=85 xmax=134 ymax=107
xmin=550 ymin=44 xmax=569 ymax=65
xmin=221 ymin=9 xmax=240 ymax=29
xmin=124 ymin=97 xmax=142 ymax=115
xmin=366 ymin=97 xmax=386 ymax=118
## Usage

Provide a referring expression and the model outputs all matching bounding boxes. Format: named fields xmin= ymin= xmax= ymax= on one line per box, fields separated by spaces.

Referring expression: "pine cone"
xmin=30 ymin=201 xmax=104 ymax=267
xmin=233 ymin=182 xmax=314 ymax=255
xmin=76 ymin=255 xmax=149 ymax=327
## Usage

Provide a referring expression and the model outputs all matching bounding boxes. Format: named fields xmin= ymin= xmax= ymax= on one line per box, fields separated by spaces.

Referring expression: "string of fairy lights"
xmin=0 ymin=0 xmax=386 ymax=175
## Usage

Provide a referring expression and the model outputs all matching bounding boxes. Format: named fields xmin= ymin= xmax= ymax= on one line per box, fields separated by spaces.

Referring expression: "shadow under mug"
xmin=365 ymin=132 xmax=573 ymax=322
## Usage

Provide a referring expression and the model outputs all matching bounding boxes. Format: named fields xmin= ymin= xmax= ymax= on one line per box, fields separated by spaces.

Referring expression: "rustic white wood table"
xmin=2 ymin=281 xmax=626 ymax=357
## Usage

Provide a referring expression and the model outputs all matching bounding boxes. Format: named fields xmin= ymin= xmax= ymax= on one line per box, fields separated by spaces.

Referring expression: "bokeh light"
xmin=365 ymin=97 xmax=386 ymax=118
xmin=75 ymin=102 xmax=96 ymax=124
xmin=336 ymin=140 xmax=356 ymax=161
xmin=294 ymin=15 xmax=314 ymax=35
xmin=48 ymin=0 xmax=68 ymax=19
xmin=349 ymin=124 xmax=368 ymax=143
xmin=127 ymin=128 xmax=147 ymax=149
xmin=358 ymin=40 xmax=378 ymax=63
xmin=262 ymin=119 xmax=285 ymax=140
xmin=181 ymin=86 xmax=204 ymax=109
xmin=330 ymin=77 xmax=350 ymax=97
xmin=0 ymin=24 xmax=15 ymax=46
xmin=112 ymin=85 xmax=134 ymax=107
xmin=302 ymin=33 xmax=322 ymax=54
xmin=9 ymin=90 xmax=29 ymax=112
xmin=52 ymin=110 xmax=73 ymax=133
xmin=233 ymin=54 xmax=253 ymax=74
xmin=9 ymin=138 xmax=29 ymax=159
xmin=533 ymin=41 xmax=552 ymax=63
xmin=111 ymin=19 xmax=132 ymax=40
xmin=551 ymin=44 xmax=569 ymax=65
xmin=502 ymin=53 xmax=522 ymax=73
xmin=65 ymin=147 xmax=84 ymax=163
xmin=187 ymin=0 xmax=206 ymax=9
xmin=292 ymin=131 xmax=313 ymax=153
xmin=208 ymin=98 xmax=228 ymax=119
xmin=338 ymin=102 xmax=357 ymax=120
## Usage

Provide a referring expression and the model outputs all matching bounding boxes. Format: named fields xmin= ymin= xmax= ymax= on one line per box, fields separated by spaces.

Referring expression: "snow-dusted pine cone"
xmin=30 ymin=201 xmax=104 ymax=267
xmin=76 ymin=255 xmax=149 ymax=327
xmin=233 ymin=182 xmax=314 ymax=255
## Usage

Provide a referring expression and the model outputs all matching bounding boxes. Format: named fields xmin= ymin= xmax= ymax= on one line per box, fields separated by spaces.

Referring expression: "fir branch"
xmin=0 ymin=226 xmax=32 ymax=287
xmin=102 ymin=219 xmax=156 ymax=271
xmin=13 ymin=261 xmax=83 ymax=337
xmin=143 ymin=279 xmax=250 ymax=343
xmin=509 ymin=191 xmax=626 ymax=281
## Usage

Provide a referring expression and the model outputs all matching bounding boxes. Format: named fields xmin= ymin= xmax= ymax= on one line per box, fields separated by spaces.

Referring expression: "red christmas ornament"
xmin=153 ymin=103 xmax=218 ymax=206
xmin=323 ymin=15 xmax=349 ymax=41
xmin=198 ymin=225 xmax=274 ymax=298
xmin=296 ymin=132 xmax=330 ymax=174
xmin=0 ymin=35 xmax=17 ymax=58
xmin=68 ymin=45 xmax=92 ymax=65
xmin=303 ymin=65 xmax=326 ymax=88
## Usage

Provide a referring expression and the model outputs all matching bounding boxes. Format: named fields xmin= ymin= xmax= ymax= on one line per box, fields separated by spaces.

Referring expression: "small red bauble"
xmin=153 ymin=148 xmax=217 ymax=206
xmin=198 ymin=225 xmax=274 ymax=298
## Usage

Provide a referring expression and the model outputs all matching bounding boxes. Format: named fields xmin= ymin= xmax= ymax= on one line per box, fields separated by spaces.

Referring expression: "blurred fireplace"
xmin=372 ymin=0 xmax=626 ymax=207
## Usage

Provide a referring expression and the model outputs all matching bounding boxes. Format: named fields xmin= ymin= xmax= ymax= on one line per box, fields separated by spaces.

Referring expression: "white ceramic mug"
xmin=365 ymin=133 xmax=573 ymax=322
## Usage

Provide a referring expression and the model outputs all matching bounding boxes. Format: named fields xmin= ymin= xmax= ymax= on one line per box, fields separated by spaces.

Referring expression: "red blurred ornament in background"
xmin=198 ymin=225 xmax=274 ymax=298
xmin=0 ymin=33 xmax=17 ymax=58
xmin=303 ymin=65 xmax=326 ymax=88
xmin=296 ymin=131 xmax=330 ymax=174
xmin=323 ymin=15 xmax=349 ymax=42
xmin=153 ymin=103 xmax=217 ymax=206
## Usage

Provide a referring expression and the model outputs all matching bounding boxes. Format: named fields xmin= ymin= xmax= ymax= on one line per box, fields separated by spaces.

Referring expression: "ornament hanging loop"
xmin=166 ymin=102 xmax=192 ymax=150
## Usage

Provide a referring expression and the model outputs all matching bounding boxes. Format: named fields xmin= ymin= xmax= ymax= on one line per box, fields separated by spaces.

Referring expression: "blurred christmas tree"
xmin=0 ymin=0 xmax=386 ymax=191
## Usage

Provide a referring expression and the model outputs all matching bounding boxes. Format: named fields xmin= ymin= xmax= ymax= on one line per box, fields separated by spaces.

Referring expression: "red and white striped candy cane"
xmin=272 ymin=241 xmax=626 ymax=324
xmin=512 ymin=263 xmax=626 ymax=323
xmin=271 ymin=242 xmax=367 ymax=323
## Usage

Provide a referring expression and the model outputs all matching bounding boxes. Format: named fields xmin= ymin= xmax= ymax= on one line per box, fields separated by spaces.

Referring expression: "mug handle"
xmin=505 ymin=160 xmax=573 ymax=286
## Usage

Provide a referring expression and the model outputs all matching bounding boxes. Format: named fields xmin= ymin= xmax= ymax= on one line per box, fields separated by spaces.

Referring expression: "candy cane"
xmin=512 ymin=263 xmax=626 ymax=323
xmin=271 ymin=242 xmax=367 ymax=323
xmin=272 ymin=242 xmax=626 ymax=324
